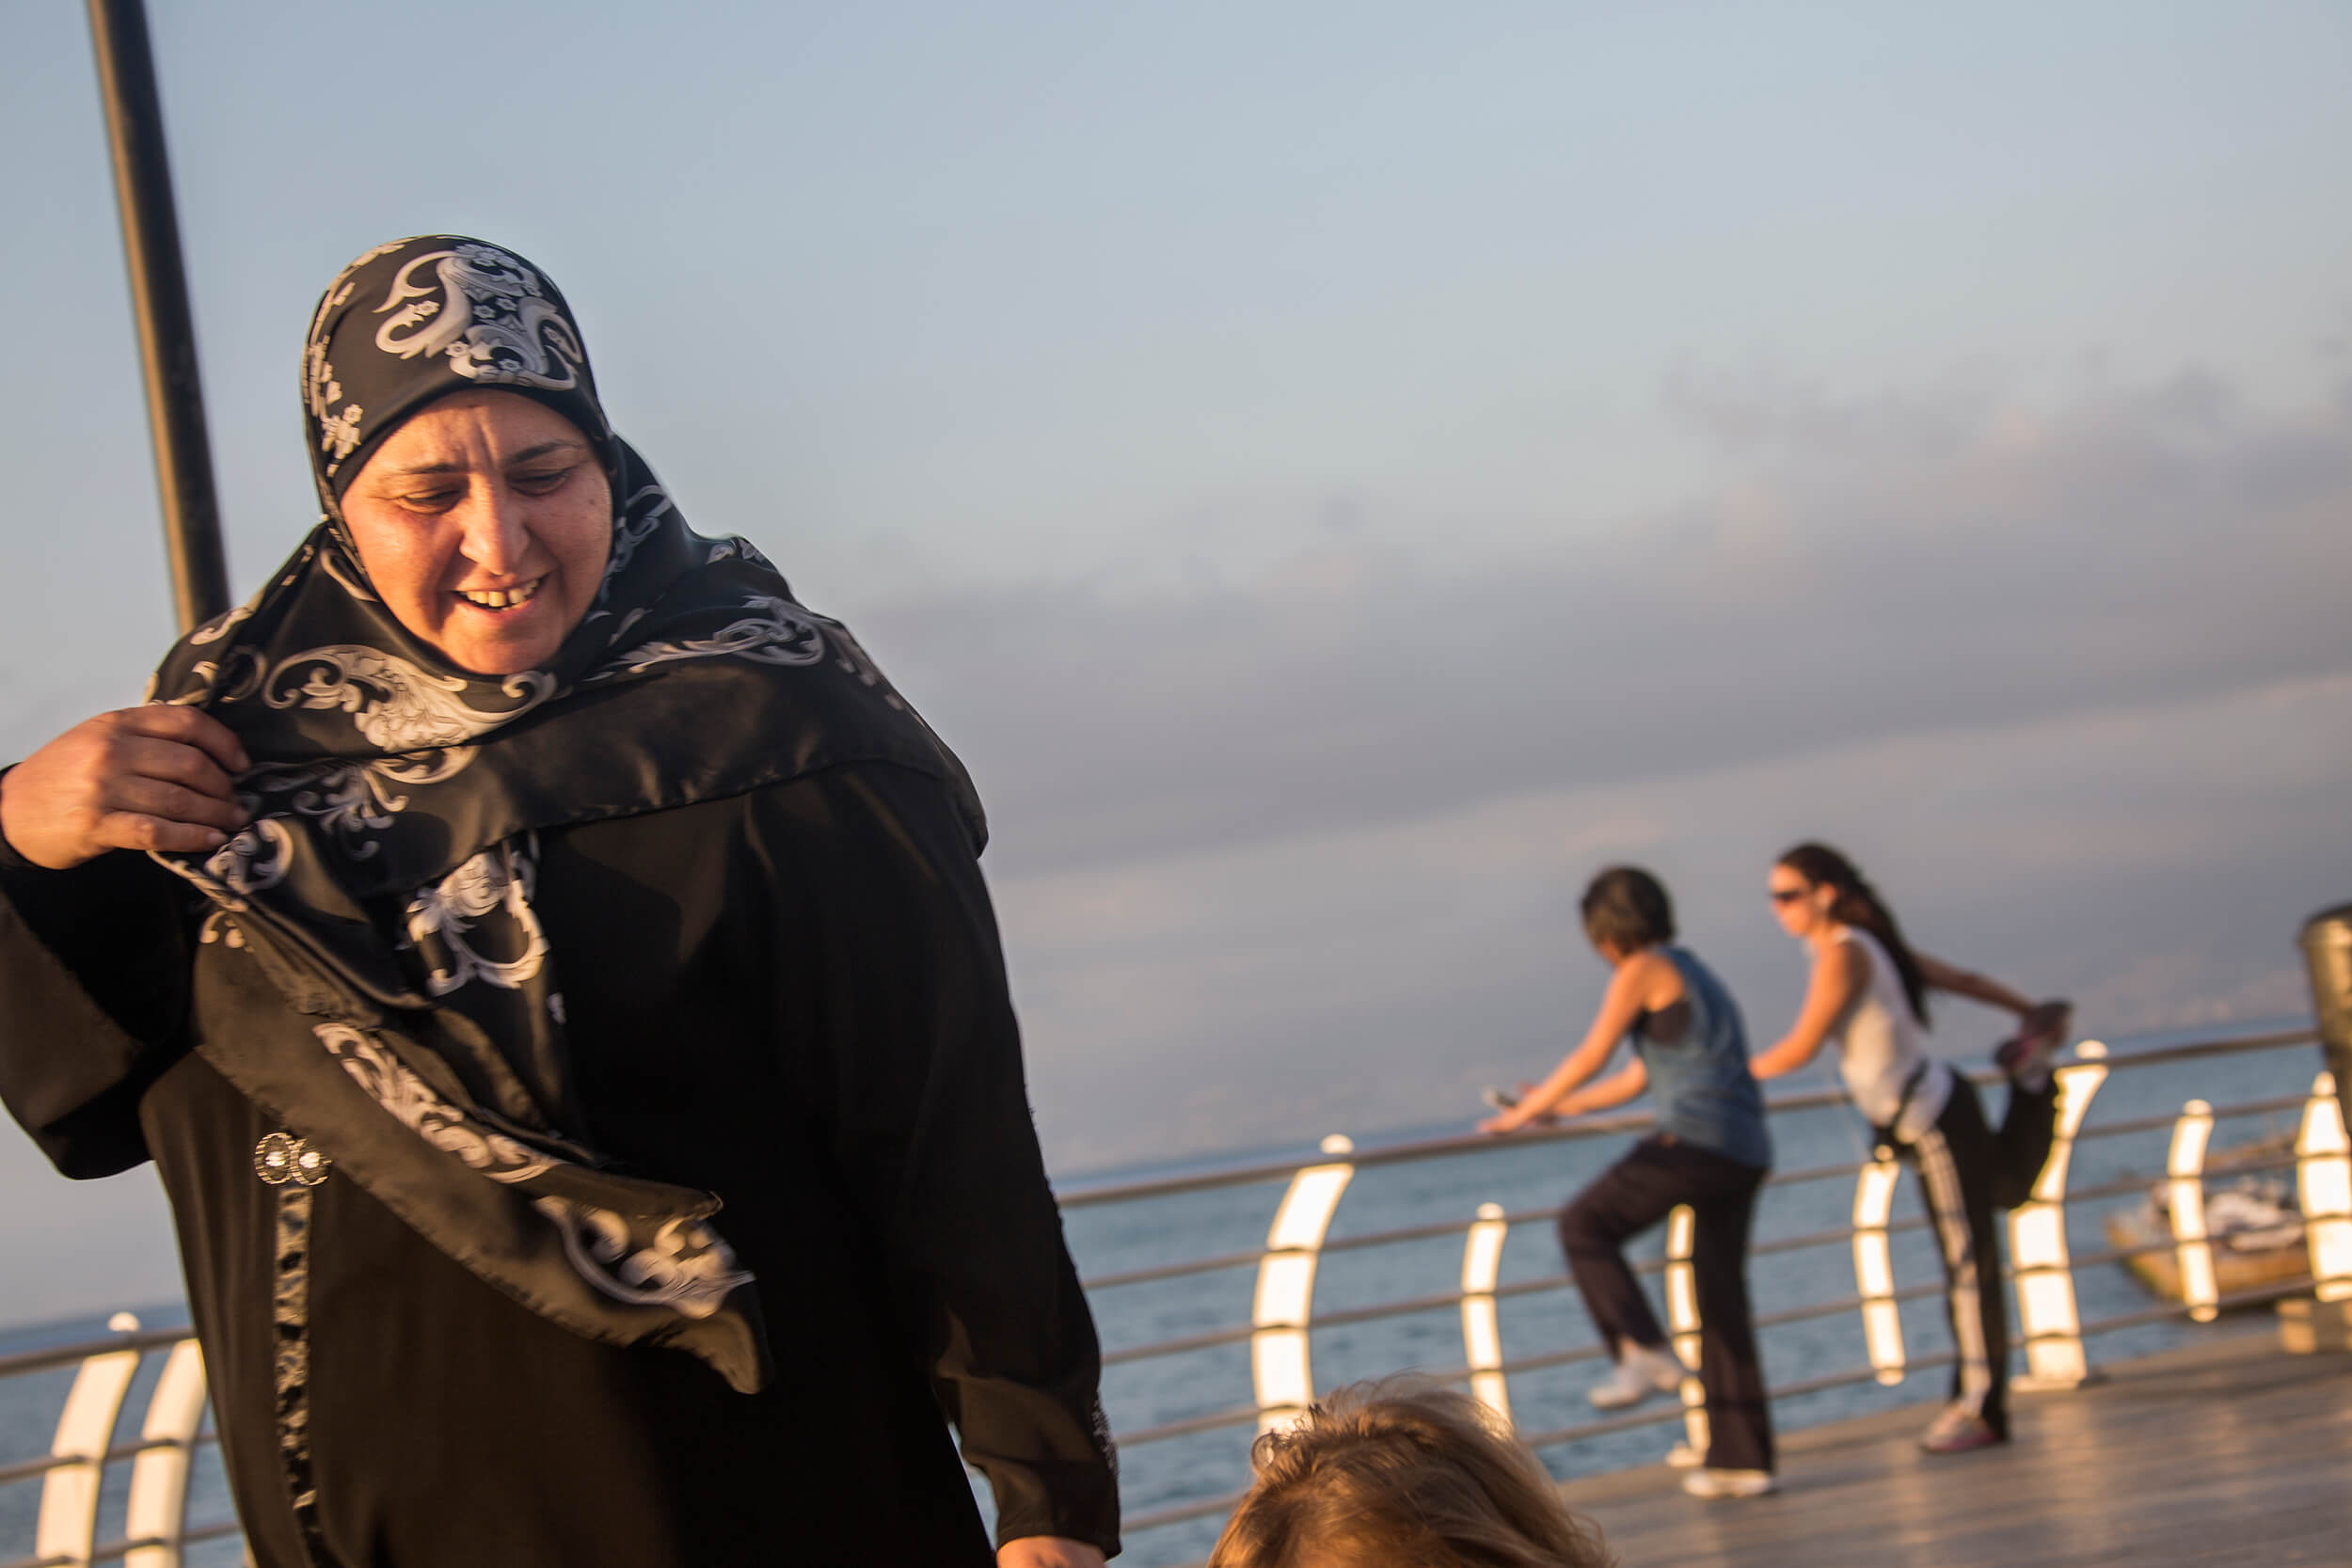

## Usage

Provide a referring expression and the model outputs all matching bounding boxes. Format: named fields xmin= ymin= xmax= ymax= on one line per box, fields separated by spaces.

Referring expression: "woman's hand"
xmin=997 ymin=1538 xmax=1106 ymax=1568
xmin=0 ymin=707 xmax=249 ymax=870
xmin=1480 ymin=1101 xmax=1569 ymax=1134
xmin=2021 ymin=999 xmax=2073 ymax=1042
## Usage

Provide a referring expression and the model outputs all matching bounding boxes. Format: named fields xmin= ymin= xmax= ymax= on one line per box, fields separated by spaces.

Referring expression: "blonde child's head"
xmin=1208 ymin=1381 xmax=1613 ymax=1568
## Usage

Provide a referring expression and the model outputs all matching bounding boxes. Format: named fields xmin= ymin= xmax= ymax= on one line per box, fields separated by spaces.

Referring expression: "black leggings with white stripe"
xmin=1895 ymin=1074 xmax=2058 ymax=1438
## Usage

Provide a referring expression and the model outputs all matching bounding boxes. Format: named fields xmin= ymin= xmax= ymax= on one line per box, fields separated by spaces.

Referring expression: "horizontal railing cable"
xmin=1060 ymin=1029 xmax=2314 ymax=1212
xmin=1102 ymin=1321 xmax=1258 ymax=1368
xmin=2077 ymin=1277 xmax=2313 ymax=1338
xmin=1086 ymin=1163 xmax=1898 ymax=1292
xmin=1058 ymin=1087 xmax=1877 ymax=1210
xmin=0 ymin=1428 xmax=219 ymax=1489
xmin=1123 ymin=1485 xmax=1255 ymax=1534
xmin=1112 ymin=1402 xmax=1265 ymax=1449
xmin=2072 ymin=1093 xmax=2312 ymax=1144
xmin=1099 ymin=1216 xmax=1947 ymax=1368
xmin=0 ymin=1517 xmax=246 ymax=1568
xmin=91 ymin=1520 xmax=246 ymax=1563
xmin=2088 ymin=1029 xmax=2314 ymax=1072
xmin=0 ymin=1328 xmax=192 ymax=1382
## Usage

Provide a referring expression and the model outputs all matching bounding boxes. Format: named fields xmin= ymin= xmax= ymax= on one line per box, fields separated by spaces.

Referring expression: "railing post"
xmin=1662 ymin=1203 xmax=1708 ymax=1462
xmin=1852 ymin=1151 xmax=1906 ymax=1385
xmin=124 ymin=1337 xmax=210 ymax=1568
xmin=35 ymin=1312 xmax=147 ymax=1568
xmin=2298 ymin=903 xmax=2352 ymax=1132
xmin=1459 ymin=1202 xmax=1512 ymax=1425
xmin=2296 ymin=1071 xmax=2352 ymax=1303
xmin=2167 ymin=1101 xmax=2219 ymax=1323
xmin=2011 ymin=1041 xmax=2108 ymax=1389
xmin=1250 ymin=1134 xmax=1356 ymax=1434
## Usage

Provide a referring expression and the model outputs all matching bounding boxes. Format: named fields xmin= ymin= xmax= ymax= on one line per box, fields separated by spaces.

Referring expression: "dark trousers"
xmin=1891 ymin=1074 xmax=2058 ymax=1437
xmin=1557 ymin=1136 xmax=1773 ymax=1473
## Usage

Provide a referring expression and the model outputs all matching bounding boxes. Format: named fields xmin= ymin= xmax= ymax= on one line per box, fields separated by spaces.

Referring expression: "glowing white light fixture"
xmin=2168 ymin=1101 xmax=2219 ymax=1323
xmin=36 ymin=1313 xmax=146 ymax=1568
xmin=1852 ymin=1151 xmax=1906 ymax=1385
xmin=1251 ymin=1134 xmax=1357 ymax=1433
xmin=2011 ymin=1041 xmax=2107 ymax=1388
xmin=2298 ymin=1072 xmax=2352 ymax=1304
xmin=1459 ymin=1202 xmax=1513 ymax=1424
xmin=123 ymin=1336 xmax=210 ymax=1568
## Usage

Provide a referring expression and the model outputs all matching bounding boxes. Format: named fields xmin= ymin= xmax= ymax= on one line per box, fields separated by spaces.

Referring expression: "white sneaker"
xmin=1587 ymin=1343 xmax=1684 ymax=1410
xmin=1682 ymin=1467 xmax=1777 ymax=1498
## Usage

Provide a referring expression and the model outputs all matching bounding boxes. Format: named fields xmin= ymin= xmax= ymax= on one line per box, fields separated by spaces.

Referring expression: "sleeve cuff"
xmin=0 ymin=767 xmax=35 ymax=871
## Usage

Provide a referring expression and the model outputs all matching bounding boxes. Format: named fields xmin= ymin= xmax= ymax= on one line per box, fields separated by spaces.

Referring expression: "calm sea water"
xmin=1 ymin=1026 xmax=2323 ymax=1566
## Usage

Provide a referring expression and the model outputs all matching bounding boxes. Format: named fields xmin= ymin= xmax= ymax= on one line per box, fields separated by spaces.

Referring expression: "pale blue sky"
xmin=2 ymin=2 xmax=2349 ymax=1322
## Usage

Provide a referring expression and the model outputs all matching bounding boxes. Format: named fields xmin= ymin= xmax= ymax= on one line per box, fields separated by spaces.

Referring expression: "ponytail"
xmin=1777 ymin=842 xmax=1931 ymax=1026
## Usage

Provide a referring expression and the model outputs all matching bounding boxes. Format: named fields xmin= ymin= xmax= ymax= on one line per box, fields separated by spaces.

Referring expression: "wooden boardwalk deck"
xmin=1557 ymin=1325 xmax=2352 ymax=1567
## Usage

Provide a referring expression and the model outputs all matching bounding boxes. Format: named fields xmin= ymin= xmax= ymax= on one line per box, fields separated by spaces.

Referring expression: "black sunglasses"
xmin=1768 ymin=888 xmax=1807 ymax=905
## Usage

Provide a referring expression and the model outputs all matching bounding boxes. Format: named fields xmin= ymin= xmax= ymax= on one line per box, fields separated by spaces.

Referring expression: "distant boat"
xmin=2105 ymin=1134 xmax=2309 ymax=1303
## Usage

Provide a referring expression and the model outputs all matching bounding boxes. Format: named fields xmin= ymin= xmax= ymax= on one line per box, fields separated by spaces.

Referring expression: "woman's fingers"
xmin=95 ymin=809 xmax=232 ymax=854
xmin=106 ymin=772 xmax=248 ymax=835
xmin=120 ymin=733 xmax=242 ymax=805
xmin=120 ymin=703 xmax=250 ymax=776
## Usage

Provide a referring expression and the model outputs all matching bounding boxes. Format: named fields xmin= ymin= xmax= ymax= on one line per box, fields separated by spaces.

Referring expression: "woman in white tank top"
xmin=1829 ymin=923 xmax=1950 ymax=1143
xmin=1748 ymin=843 xmax=2071 ymax=1459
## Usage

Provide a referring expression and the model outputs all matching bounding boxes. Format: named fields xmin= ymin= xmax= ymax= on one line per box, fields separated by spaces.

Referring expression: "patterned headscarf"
xmin=149 ymin=236 xmax=982 ymax=1394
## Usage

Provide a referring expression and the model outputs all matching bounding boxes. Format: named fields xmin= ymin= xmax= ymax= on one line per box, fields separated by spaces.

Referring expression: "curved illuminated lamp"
xmin=1250 ymin=1134 xmax=1358 ymax=1433
xmin=1458 ymin=1202 xmax=1513 ymax=1424
xmin=2167 ymin=1100 xmax=2219 ymax=1323
xmin=2011 ymin=1041 xmax=2108 ymax=1388
xmin=1851 ymin=1150 xmax=1907 ymax=1386
xmin=35 ymin=1312 xmax=148 ymax=1568
xmin=2298 ymin=1071 xmax=2352 ymax=1303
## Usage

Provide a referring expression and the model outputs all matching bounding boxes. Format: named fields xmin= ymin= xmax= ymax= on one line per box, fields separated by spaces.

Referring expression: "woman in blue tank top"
xmin=1479 ymin=866 xmax=1775 ymax=1498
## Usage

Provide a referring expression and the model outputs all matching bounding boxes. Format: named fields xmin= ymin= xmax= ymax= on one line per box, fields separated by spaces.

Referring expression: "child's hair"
xmin=1579 ymin=865 xmax=1676 ymax=954
xmin=1208 ymin=1380 xmax=1614 ymax=1568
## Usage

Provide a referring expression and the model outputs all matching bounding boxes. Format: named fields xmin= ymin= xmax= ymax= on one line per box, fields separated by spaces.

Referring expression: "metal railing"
xmin=6 ymin=1026 xmax=2344 ymax=1565
xmin=1065 ymin=1026 xmax=2351 ymax=1546
xmin=0 ymin=1313 xmax=234 ymax=1568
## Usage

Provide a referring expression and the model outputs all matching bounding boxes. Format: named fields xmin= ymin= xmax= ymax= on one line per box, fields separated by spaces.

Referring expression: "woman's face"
xmin=1768 ymin=863 xmax=1836 ymax=939
xmin=341 ymin=389 xmax=611 ymax=675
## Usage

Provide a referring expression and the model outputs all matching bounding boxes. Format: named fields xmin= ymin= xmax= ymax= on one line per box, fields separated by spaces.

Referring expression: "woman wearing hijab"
xmin=0 ymin=238 xmax=1118 ymax=1567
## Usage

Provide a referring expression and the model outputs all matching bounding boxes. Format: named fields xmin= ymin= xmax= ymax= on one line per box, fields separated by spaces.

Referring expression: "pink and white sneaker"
xmin=1918 ymin=1403 xmax=2003 ymax=1454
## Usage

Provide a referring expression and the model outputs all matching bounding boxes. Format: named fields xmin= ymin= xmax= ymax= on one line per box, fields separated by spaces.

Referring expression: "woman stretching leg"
xmin=1749 ymin=843 xmax=2071 ymax=1455
xmin=1481 ymin=868 xmax=1775 ymax=1498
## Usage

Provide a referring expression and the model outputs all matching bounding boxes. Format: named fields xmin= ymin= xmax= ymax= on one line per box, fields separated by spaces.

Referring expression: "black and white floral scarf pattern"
xmin=149 ymin=236 xmax=981 ymax=1394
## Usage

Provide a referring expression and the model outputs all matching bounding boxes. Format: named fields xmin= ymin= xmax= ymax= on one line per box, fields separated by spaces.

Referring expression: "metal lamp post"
xmin=87 ymin=0 xmax=229 ymax=634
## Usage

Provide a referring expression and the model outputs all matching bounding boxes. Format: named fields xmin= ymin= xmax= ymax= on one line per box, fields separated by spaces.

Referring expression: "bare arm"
xmin=1914 ymin=952 xmax=2036 ymax=1017
xmin=1479 ymin=954 xmax=1658 ymax=1133
xmin=1751 ymin=940 xmax=1866 ymax=1081
xmin=997 ymin=1542 xmax=1105 ymax=1568
xmin=1557 ymin=1057 xmax=1649 ymax=1117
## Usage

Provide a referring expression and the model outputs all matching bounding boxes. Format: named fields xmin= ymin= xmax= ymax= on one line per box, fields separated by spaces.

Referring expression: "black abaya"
xmin=1 ymin=760 xmax=1117 ymax=1566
